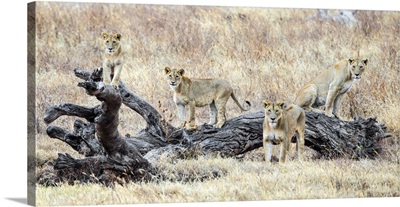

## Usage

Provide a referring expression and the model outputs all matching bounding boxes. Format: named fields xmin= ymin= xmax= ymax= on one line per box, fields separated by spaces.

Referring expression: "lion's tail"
xmin=231 ymin=93 xmax=251 ymax=112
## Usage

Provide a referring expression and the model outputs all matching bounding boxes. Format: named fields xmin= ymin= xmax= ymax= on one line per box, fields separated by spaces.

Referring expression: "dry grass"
xmin=33 ymin=2 xmax=400 ymax=206
xmin=36 ymin=150 xmax=399 ymax=206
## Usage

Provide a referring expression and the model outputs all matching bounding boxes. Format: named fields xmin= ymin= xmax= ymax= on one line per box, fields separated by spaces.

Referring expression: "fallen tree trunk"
xmin=39 ymin=67 xmax=391 ymax=186
xmin=43 ymin=68 xmax=156 ymax=185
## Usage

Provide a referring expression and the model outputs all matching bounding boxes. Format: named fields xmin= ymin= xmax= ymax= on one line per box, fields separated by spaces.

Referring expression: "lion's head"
xmin=263 ymin=101 xmax=285 ymax=128
xmin=348 ymin=58 xmax=368 ymax=80
xmin=164 ymin=67 xmax=185 ymax=89
xmin=102 ymin=32 xmax=122 ymax=55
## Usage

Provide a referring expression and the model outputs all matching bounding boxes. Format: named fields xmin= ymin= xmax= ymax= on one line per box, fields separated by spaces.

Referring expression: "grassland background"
xmin=33 ymin=1 xmax=399 ymax=206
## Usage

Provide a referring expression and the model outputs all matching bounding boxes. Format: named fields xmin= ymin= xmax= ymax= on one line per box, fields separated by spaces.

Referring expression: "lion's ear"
xmin=164 ymin=67 xmax=171 ymax=74
xmin=277 ymin=102 xmax=286 ymax=109
xmin=115 ymin=33 xmax=122 ymax=41
xmin=348 ymin=58 xmax=355 ymax=64
xmin=363 ymin=59 xmax=368 ymax=65
xmin=262 ymin=100 xmax=271 ymax=108
xmin=102 ymin=32 xmax=109 ymax=40
xmin=177 ymin=69 xmax=185 ymax=76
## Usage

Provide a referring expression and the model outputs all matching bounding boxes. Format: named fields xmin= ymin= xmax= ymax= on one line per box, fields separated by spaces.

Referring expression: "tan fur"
xmin=101 ymin=32 xmax=123 ymax=88
xmin=164 ymin=67 xmax=251 ymax=129
xmin=262 ymin=101 xmax=305 ymax=163
xmin=294 ymin=58 xmax=368 ymax=118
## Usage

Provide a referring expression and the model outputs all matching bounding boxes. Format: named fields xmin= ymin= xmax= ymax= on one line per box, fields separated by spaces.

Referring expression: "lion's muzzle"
xmin=269 ymin=119 xmax=277 ymax=128
xmin=169 ymin=82 xmax=178 ymax=89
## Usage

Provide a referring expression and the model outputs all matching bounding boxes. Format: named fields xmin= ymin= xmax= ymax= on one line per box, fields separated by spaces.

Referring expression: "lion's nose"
xmin=270 ymin=117 xmax=275 ymax=121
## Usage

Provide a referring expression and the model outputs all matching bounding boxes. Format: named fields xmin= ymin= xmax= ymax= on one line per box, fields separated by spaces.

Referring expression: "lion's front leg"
xmin=110 ymin=64 xmax=122 ymax=88
xmin=176 ymin=104 xmax=186 ymax=128
xmin=102 ymin=62 xmax=112 ymax=85
xmin=263 ymin=134 xmax=273 ymax=163
xmin=325 ymin=84 xmax=339 ymax=117
xmin=187 ymin=101 xmax=197 ymax=130
xmin=332 ymin=94 xmax=344 ymax=118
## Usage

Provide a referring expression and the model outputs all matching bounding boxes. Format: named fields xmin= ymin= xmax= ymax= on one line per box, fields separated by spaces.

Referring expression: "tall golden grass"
xmin=34 ymin=2 xmax=399 ymax=206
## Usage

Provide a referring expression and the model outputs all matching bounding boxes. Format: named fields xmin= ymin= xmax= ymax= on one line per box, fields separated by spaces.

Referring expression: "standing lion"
xmin=262 ymin=101 xmax=305 ymax=163
xmin=164 ymin=67 xmax=251 ymax=129
xmin=101 ymin=32 xmax=123 ymax=88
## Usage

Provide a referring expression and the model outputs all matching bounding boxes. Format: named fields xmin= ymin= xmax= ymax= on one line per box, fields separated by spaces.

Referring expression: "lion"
xmin=294 ymin=58 xmax=368 ymax=118
xmin=101 ymin=32 xmax=123 ymax=88
xmin=262 ymin=101 xmax=305 ymax=163
xmin=164 ymin=67 xmax=251 ymax=129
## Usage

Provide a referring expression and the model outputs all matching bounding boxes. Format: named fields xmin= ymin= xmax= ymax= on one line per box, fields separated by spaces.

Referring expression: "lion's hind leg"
xmin=295 ymin=84 xmax=318 ymax=111
xmin=208 ymin=101 xmax=217 ymax=126
xmin=279 ymin=135 xmax=290 ymax=163
xmin=214 ymin=97 xmax=229 ymax=128
xmin=295 ymin=112 xmax=306 ymax=162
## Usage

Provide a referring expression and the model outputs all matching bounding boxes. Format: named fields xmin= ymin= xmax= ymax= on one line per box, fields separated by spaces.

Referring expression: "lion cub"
xmin=164 ymin=67 xmax=251 ymax=129
xmin=262 ymin=101 xmax=305 ymax=163
xmin=295 ymin=58 xmax=368 ymax=118
xmin=101 ymin=32 xmax=123 ymax=88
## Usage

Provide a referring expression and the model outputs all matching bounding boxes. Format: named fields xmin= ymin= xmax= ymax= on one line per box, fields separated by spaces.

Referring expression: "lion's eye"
xmin=106 ymin=40 xmax=109 ymax=43
xmin=275 ymin=110 xmax=279 ymax=113
xmin=352 ymin=66 xmax=356 ymax=68
xmin=112 ymin=41 xmax=116 ymax=44
xmin=175 ymin=76 xmax=179 ymax=78
xmin=169 ymin=75 xmax=172 ymax=78
xmin=359 ymin=66 xmax=363 ymax=70
xmin=267 ymin=109 xmax=271 ymax=113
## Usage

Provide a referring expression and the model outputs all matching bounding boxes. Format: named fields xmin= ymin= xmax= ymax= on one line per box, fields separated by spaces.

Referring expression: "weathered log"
xmin=146 ymin=110 xmax=391 ymax=159
xmin=46 ymin=120 xmax=105 ymax=157
xmin=72 ymin=68 xmax=175 ymax=152
xmin=39 ymin=68 xmax=391 ymax=186
xmin=42 ymin=70 xmax=155 ymax=185
xmin=303 ymin=112 xmax=391 ymax=158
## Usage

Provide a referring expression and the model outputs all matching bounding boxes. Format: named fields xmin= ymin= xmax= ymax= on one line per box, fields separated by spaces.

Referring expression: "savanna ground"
xmin=32 ymin=2 xmax=400 ymax=206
